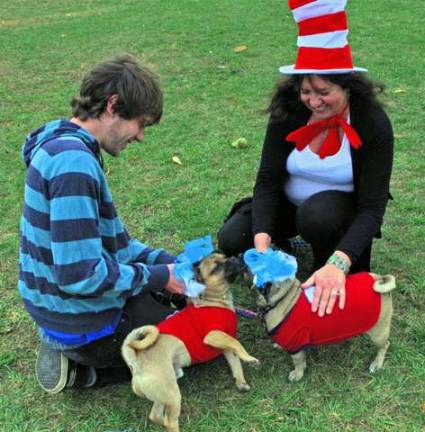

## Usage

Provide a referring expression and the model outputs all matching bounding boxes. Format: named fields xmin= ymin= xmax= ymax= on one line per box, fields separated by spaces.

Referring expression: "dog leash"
xmin=235 ymin=306 xmax=258 ymax=319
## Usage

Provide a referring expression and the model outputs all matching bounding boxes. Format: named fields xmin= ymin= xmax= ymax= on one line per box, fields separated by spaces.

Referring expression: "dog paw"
xmin=369 ymin=361 xmax=383 ymax=374
xmin=149 ymin=413 xmax=165 ymax=426
xmin=246 ymin=357 xmax=260 ymax=365
xmin=236 ymin=381 xmax=251 ymax=392
xmin=288 ymin=370 xmax=304 ymax=382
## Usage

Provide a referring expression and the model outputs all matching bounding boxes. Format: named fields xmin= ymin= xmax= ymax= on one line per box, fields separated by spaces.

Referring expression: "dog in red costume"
xmin=122 ymin=253 xmax=259 ymax=432
xmin=256 ymin=272 xmax=396 ymax=382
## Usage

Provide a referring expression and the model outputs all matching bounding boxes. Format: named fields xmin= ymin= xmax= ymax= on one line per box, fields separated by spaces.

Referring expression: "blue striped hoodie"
xmin=19 ymin=120 xmax=175 ymax=346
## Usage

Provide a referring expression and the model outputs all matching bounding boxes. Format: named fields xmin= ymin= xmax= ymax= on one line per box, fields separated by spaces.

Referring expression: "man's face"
xmin=101 ymin=114 xmax=153 ymax=157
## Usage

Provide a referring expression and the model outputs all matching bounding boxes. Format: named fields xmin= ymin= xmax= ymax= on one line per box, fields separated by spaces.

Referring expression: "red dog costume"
xmin=157 ymin=304 xmax=237 ymax=363
xmin=270 ymin=272 xmax=381 ymax=354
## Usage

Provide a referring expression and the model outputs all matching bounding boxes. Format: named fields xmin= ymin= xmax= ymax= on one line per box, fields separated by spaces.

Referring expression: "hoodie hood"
xmin=22 ymin=119 xmax=100 ymax=167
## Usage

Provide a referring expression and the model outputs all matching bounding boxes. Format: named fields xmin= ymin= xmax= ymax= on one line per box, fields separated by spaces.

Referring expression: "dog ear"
xmin=193 ymin=263 xmax=204 ymax=283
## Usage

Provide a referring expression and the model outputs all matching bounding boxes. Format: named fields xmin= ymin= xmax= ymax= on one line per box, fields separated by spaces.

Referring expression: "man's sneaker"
xmin=36 ymin=343 xmax=97 ymax=394
xmin=67 ymin=363 xmax=97 ymax=389
xmin=36 ymin=342 xmax=69 ymax=394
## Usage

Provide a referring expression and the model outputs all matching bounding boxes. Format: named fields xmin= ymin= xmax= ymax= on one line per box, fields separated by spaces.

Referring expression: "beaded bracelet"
xmin=327 ymin=253 xmax=350 ymax=274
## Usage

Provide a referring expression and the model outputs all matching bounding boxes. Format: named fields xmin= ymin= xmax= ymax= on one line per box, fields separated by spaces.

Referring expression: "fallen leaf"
xmin=234 ymin=45 xmax=248 ymax=53
xmin=231 ymin=137 xmax=248 ymax=149
xmin=172 ymin=155 xmax=183 ymax=165
xmin=393 ymin=88 xmax=406 ymax=94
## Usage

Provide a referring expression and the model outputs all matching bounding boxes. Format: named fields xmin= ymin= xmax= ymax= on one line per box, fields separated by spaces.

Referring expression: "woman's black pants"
xmin=217 ymin=190 xmax=372 ymax=273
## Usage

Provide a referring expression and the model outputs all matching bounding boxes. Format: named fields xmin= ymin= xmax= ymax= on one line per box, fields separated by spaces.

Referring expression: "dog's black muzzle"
xmin=222 ymin=255 xmax=248 ymax=283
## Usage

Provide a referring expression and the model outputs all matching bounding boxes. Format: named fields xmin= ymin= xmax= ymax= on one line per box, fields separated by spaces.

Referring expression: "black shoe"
xmin=169 ymin=293 xmax=187 ymax=310
xmin=151 ymin=290 xmax=187 ymax=310
xmin=36 ymin=342 xmax=69 ymax=394
xmin=67 ymin=363 xmax=97 ymax=389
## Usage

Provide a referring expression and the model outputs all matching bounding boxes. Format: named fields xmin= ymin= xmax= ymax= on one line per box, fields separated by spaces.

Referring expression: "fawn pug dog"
xmin=122 ymin=253 xmax=259 ymax=432
xmin=255 ymin=271 xmax=396 ymax=382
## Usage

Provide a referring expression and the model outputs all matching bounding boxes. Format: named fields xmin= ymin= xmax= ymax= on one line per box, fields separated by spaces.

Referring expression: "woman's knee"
xmin=217 ymin=204 xmax=254 ymax=256
xmin=217 ymin=221 xmax=253 ymax=256
xmin=296 ymin=191 xmax=355 ymax=240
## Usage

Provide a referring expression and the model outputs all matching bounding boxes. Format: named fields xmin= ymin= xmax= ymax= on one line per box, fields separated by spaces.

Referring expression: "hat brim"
xmin=279 ymin=65 xmax=368 ymax=75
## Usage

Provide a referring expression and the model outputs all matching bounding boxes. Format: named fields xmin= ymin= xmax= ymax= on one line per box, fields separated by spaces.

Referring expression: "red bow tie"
xmin=286 ymin=114 xmax=362 ymax=159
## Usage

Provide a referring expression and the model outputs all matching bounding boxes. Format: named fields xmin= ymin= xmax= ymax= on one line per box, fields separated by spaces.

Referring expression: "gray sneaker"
xmin=36 ymin=342 xmax=69 ymax=394
xmin=36 ymin=343 xmax=97 ymax=393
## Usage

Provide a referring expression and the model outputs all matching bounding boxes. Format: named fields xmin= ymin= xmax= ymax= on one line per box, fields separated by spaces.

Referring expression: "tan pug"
xmin=122 ymin=253 xmax=259 ymax=432
xmin=256 ymin=272 xmax=396 ymax=382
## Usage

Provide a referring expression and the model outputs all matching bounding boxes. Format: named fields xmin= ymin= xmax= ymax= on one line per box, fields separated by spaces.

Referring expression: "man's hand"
xmin=165 ymin=264 xmax=186 ymax=295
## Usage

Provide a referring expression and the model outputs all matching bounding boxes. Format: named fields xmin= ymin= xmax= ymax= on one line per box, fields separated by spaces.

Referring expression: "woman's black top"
xmin=252 ymin=104 xmax=394 ymax=263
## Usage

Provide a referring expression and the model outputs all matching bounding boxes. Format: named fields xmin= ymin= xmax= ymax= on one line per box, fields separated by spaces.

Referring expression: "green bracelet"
xmin=327 ymin=253 xmax=350 ymax=274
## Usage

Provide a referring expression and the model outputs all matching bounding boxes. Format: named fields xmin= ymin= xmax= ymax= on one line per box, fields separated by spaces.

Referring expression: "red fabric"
xmin=289 ymin=0 xmax=317 ymax=10
xmin=298 ymin=12 xmax=347 ymax=36
xmin=285 ymin=108 xmax=362 ymax=159
xmin=295 ymin=45 xmax=354 ymax=71
xmin=157 ymin=305 xmax=238 ymax=364
xmin=271 ymin=273 xmax=381 ymax=353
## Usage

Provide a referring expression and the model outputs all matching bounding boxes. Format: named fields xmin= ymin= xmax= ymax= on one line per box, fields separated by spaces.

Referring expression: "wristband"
xmin=327 ymin=253 xmax=350 ymax=274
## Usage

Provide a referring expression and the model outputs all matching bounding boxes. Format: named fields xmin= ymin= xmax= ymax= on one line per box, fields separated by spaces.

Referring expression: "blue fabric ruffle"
xmin=174 ymin=235 xmax=214 ymax=297
xmin=243 ymin=248 xmax=297 ymax=288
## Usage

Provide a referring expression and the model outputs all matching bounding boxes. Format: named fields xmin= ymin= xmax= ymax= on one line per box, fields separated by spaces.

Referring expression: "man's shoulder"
xmin=32 ymin=136 xmax=101 ymax=181
xmin=41 ymin=135 xmax=94 ymax=158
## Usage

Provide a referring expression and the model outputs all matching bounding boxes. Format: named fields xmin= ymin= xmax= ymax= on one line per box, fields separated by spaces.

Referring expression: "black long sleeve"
xmin=252 ymin=105 xmax=393 ymax=264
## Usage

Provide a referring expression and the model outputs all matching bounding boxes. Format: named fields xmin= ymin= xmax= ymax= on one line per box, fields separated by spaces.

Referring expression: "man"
xmin=18 ymin=54 xmax=185 ymax=393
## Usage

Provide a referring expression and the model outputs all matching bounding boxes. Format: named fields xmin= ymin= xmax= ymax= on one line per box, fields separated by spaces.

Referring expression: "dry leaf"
xmin=234 ymin=45 xmax=248 ymax=53
xmin=172 ymin=155 xmax=183 ymax=165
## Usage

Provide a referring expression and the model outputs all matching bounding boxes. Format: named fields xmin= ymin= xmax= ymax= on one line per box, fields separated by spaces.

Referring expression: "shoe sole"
xmin=36 ymin=346 xmax=69 ymax=394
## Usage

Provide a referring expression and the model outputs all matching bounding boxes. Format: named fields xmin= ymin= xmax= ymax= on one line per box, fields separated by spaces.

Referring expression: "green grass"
xmin=1 ymin=0 xmax=424 ymax=431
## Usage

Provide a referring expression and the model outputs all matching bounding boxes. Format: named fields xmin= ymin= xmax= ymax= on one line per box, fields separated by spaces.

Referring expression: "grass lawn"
xmin=0 ymin=0 xmax=424 ymax=431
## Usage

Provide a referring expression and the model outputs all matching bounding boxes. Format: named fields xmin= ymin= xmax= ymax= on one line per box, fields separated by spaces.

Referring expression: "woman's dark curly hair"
xmin=71 ymin=54 xmax=163 ymax=123
xmin=267 ymin=73 xmax=385 ymax=123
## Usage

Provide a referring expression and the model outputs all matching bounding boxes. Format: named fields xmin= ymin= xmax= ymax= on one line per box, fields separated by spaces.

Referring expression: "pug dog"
xmin=122 ymin=253 xmax=259 ymax=432
xmin=255 ymin=272 xmax=396 ymax=382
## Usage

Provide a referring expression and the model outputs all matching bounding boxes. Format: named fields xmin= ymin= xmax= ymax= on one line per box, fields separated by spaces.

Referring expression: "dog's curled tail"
xmin=371 ymin=274 xmax=396 ymax=293
xmin=128 ymin=325 xmax=160 ymax=351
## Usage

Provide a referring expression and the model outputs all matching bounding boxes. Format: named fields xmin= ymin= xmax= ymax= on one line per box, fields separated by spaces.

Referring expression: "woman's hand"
xmin=301 ymin=264 xmax=346 ymax=316
xmin=165 ymin=264 xmax=186 ymax=295
xmin=254 ymin=233 xmax=272 ymax=252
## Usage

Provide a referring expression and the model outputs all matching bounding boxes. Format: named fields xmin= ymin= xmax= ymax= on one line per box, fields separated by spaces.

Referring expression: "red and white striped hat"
xmin=279 ymin=0 xmax=367 ymax=74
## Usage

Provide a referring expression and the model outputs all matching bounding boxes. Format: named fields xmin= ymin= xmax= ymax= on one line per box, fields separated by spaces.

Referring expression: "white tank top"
xmin=284 ymin=133 xmax=354 ymax=206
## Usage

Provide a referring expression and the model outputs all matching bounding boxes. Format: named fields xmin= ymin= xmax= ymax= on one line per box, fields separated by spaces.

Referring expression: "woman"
xmin=218 ymin=0 xmax=394 ymax=318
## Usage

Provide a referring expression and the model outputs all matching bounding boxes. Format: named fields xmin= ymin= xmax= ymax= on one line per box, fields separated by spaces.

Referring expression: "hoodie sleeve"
xmin=47 ymin=148 xmax=169 ymax=298
xmin=126 ymin=236 xmax=176 ymax=265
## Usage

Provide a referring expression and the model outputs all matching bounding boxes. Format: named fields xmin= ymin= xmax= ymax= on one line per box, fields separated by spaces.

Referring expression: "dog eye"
xmin=210 ymin=263 xmax=224 ymax=274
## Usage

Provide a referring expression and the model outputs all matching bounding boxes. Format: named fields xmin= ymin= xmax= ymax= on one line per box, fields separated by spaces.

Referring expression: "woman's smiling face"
xmin=300 ymin=75 xmax=349 ymax=120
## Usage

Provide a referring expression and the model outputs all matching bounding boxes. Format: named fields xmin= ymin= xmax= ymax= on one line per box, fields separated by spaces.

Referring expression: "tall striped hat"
xmin=279 ymin=0 xmax=367 ymax=75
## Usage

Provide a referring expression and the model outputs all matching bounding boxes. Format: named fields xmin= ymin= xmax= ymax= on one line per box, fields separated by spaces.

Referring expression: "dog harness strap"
xmin=157 ymin=305 xmax=238 ymax=364
xmin=271 ymin=272 xmax=381 ymax=353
